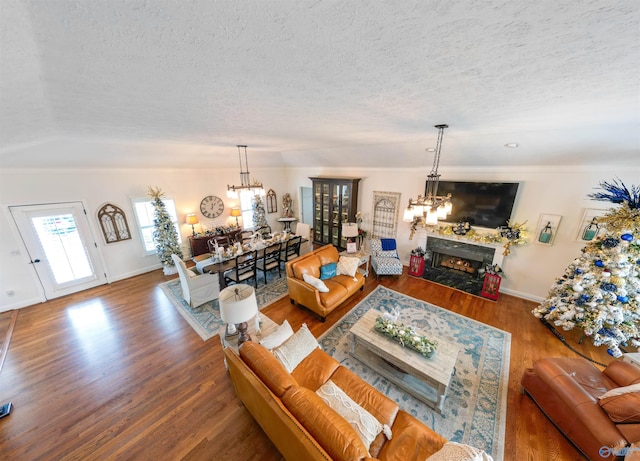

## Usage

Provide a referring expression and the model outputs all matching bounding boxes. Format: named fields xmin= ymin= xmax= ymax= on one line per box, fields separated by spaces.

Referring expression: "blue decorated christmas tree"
xmin=532 ymin=179 xmax=640 ymax=357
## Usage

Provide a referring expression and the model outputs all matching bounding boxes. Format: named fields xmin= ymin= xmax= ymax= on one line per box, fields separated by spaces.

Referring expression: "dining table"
xmin=193 ymin=234 xmax=302 ymax=289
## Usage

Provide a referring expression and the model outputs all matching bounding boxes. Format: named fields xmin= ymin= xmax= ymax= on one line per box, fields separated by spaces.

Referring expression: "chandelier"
xmin=227 ymin=145 xmax=264 ymax=199
xmin=403 ymin=124 xmax=452 ymax=226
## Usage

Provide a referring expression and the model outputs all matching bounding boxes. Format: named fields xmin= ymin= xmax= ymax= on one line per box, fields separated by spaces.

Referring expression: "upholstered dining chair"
xmin=171 ymin=254 xmax=220 ymax=307
xmin=256 ymin=241 xmax=282 ymax=284
xmin=224 ymin=250 xmax=258 ymax=288
xmin=294 ymin=222 xmax=311 ymax=253
xmin=370 ymin=238 xmax=403 ymax=279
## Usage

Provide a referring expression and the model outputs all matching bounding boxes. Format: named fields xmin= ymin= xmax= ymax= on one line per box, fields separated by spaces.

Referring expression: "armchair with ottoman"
xmin=371 ymin=238 xmax=403 ymax=279
xmin=286 ymin=244 xmax=365 ymax=321
xmin=224 ymin=321 xmax=493 ymax=461
xmin=522 ymin=357 xmax=640 ymax=460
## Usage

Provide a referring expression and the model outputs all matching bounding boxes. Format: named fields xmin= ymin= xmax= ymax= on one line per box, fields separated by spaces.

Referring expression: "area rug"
xmin=318 ymin=285 xmax=510 ymax=461
xmin=159 ymin=274 xmax=288 ymax=341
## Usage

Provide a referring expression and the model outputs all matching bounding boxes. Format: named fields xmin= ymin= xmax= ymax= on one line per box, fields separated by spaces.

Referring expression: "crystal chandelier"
xmin=227 ymin=145 xmax=264 ymax=199
xmin=403 ymin=124 xmax=452 ymax=226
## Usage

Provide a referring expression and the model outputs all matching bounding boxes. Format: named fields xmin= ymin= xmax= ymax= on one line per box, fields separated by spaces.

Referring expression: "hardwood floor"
xmin=0 ymin=268 xmax=612 ymax=460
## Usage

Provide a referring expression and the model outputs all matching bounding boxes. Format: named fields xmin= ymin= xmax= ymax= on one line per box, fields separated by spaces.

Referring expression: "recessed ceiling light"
xmin=426 ymin=147 xmax=436 ymax=152
xmin=505 ymin=143 xmax=519 ymax=148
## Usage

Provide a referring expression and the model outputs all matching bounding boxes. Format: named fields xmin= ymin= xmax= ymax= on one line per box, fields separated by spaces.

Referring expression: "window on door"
xmin=31 ymin=214 xmax=93 ymax=284
xmin=131 ymin=196 xmax=181 ymax=254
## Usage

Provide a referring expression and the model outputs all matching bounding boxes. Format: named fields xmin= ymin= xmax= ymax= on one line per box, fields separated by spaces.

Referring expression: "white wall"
xmin=2 ymin=163 xmax=638 ymax=311
xmin=0 ymin=167 xmax=291 ymax=311
xmin=286 ymin=165 xmax=640 ymax=301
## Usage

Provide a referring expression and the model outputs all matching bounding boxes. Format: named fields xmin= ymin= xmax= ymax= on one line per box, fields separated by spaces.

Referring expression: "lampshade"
xmin=230 ymin=207 xmax=242 ymax=217
xmin=219 ymin=284 xmax=258 ymax=325
xmin=342 ymin=223 xmax=359 ymax=238
xmin=186 ymin=214 xmax=198 ymax=225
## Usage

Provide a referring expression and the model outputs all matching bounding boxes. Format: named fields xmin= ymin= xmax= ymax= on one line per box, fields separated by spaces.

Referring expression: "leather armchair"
xmin=522 ymin=357 xmax=640 ymax=460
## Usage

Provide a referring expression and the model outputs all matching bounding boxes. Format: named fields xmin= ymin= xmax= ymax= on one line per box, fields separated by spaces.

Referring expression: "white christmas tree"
xmin=252 ymin=194 xmax=268 ymax=229
xmin=532 ymin=179 xmax=640 ymax=357
xmin=148 ymin=186 xmax=183 ymax=275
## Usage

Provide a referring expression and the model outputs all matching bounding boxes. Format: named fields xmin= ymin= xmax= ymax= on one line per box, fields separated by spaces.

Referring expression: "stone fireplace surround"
xmin=421 ymin=233 xmax=505 ymax=297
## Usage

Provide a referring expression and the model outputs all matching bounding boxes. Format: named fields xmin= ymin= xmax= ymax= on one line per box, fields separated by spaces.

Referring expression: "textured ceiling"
xmin=0 ymin=0 xmax=639 ymax=170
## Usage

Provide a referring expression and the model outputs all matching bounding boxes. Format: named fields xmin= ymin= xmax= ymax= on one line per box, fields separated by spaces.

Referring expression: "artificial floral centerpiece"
xmin=374 ymin=316 xmax=438 ymax=358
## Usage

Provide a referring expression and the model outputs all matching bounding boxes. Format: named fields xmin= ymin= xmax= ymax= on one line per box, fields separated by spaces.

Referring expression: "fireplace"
xmin=422 ymin=235 xmax=502 ymax=297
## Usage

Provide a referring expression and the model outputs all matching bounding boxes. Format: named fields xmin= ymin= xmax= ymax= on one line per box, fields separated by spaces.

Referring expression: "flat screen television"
xmin=430 ymin=181 xmax=520 ymax=229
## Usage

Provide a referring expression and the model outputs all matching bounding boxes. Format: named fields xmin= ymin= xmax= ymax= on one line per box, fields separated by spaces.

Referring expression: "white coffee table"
xmin=349 ymin=309 xmax=459 ymax=413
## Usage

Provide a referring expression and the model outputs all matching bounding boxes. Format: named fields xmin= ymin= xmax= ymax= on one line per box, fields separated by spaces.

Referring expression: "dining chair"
xmin=256 ymin=241 xmax=282 ymax=284
xmin=223 ymin=250 xmax=258 ymax=288
xmin=294 ymin=222 xmax=311 ymax=253
xmin=171 ymin=254 xmax=220 ymax=307
xmin=239 ymin=229 xmax=254 ymax=244
xmin=255 ymin=224 xmax=272 ymax=239
xmin=280 ymin=235 xmax=302 ymax=267
xmin=207 ymin=235 xmax=232 ymax=253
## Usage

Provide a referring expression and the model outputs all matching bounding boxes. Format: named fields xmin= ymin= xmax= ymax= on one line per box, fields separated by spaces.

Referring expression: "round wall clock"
xmin=200 ymin=195 xmax=225 ymax=219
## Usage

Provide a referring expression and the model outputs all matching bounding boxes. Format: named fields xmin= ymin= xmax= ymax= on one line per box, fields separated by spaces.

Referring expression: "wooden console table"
xmin=189 ymin=229 xmax=242 ymax=257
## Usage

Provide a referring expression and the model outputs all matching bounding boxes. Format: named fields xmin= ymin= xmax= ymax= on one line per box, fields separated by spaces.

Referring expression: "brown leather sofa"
xmin=286 ymin=244 xmax=365 ymax=321
xmin=224 ymin=340 xmax=448 ymax=461
xmin=522 ymin=357 xmax=640 ymax=460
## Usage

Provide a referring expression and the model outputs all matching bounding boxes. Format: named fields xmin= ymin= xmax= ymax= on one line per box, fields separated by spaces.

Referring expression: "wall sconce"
xmin=186 ymin=214 xmax=199 ymax=236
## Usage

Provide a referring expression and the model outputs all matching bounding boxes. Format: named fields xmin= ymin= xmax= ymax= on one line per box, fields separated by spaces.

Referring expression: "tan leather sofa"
xmin=224 ymin=340 xmax=447 ymax=461
xmin=522 ymin=357 xmax=640 ymax=460
xmin=286 ymin=244 xmax=365 ymax=321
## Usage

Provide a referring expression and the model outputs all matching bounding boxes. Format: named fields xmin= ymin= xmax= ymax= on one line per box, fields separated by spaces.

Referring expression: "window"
xmin=239 ymin=190 xmax=265 ymax=230
xmin=131 ymin=196 xmax=181 ymax=254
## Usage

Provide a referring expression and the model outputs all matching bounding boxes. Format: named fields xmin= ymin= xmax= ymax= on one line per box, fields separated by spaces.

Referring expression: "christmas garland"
xmin=428 ymin=220 xmax=529 ymax=256
xmin=374 ymin=316 xmax=438 ymax=358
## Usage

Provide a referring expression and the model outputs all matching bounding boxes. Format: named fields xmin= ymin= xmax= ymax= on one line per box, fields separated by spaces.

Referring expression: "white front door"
xmin=10 ymin=202 xmax=107 ymax=300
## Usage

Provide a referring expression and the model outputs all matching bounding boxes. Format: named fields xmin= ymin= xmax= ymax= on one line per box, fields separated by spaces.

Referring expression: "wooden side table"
xmin=339 ymin=250 xmax=370 ymax=277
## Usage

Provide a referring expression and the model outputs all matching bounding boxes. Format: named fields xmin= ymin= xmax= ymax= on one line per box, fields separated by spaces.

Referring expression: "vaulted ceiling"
xmin=1 ymin=0 xmax=638 ymax=170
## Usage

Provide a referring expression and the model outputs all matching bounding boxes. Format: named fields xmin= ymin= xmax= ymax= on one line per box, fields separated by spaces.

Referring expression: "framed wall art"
xmin=535 ymin=213 xmax=562 ymax=246
xmin=576 ymin=208 xmax=606 ymax=242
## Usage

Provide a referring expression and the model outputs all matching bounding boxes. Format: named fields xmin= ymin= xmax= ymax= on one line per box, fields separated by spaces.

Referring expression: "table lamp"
xmin=219 ymin=284 xmax=258 ymax=347
xmin=186 ymin=214 xmax=199 ymax=236
xmin=230 ymin=207 xmax=241 ymax=227
xmin=342 ymin=222 xmax=359 ymax=253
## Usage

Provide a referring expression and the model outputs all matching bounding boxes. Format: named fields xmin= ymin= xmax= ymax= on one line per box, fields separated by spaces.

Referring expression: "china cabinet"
xmin=310 ymin=177 xmax=360 ymax=249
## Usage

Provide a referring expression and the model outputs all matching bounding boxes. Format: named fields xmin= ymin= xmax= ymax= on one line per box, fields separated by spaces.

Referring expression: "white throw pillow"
xmin=337 ymin=256 xmax=360 ymax=280
xmin=259 ymin=320 xmax=294 ymax=350
xmin=271 ymin=323 xmax=320 ymax=372
xmin=599 ymin=383 xmax=640 ymax=399
xmin=302 ymin=273 xmax=330 ymax=292
xmin=316 ymin=379 xmax=391 ymax=454
xmin=427 ymin=442 xmax=494 ymax=461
